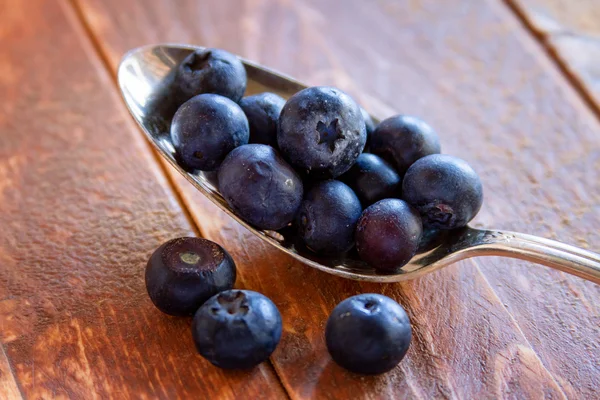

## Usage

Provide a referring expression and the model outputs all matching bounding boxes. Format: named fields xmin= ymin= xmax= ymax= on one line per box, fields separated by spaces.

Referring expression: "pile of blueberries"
xmin=144 ymin=47 xmax=484 ymax=374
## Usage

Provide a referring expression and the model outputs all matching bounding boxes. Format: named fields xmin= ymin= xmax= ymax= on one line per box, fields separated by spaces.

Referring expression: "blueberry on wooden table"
xmin=339 ymin=153 xmax=401 ymax=207
xmin=192 ymin=290 xmax=282 ymax=369
xmin=402 ymin=154 xmax=483 ymax=229
xmin=326 ymin=293 xmax=412 ymax=375
xmin=370 ymin=115 xmax=441 ymax=174
xmin=239 ymin=92 xmax=286 ymax=147
xmin=278 ymin=86 xmax=366 ymax=179
xmin=145 ymin=237 xmax=236 ymax=316
xmin=218 ymin=144 xmax=303 ymax=230
xmin=175 ymin=48 xmax=247 ymax=102
xmin=297 ymin=180 xmax=362 ymax=255
xmin=355 ymin=199 xmax=423 ymax=271
xmin=170 ymin=93 xmax=249 ymax=171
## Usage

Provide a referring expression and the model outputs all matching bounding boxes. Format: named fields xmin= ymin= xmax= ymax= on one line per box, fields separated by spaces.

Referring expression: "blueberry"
xmin=239 ymin=92 xmax=285 ymax=147
xmin=326 ymin=293 xmax=412 ymax=375
xmin=218 ymin=144 xmax=303 ymax=230
xmin=339 ymin=153 xmax=401 ymax=207
xmin=402 ymin=154 xmax=483 ymax=229
xmin=355 ymin=199 xmax=422 ymax=271
xmin=360 ymin=107 xmax=376 ymax=151
xmin=175 ymin=48 xmax=247 ymax=102
xmin=192 ymin=290 xmax=282 ymax=369
xmin=278 ymin=86 xmax=366 ymax=179
xmin=145 ymin=237 xmax=236 ymax=316
xmin=297 ymin=180 xmax=362 ymax=255
xmin=171 ymin=94 xmax=249 ymax=171
xmin=370 ymin=115 xmax=440 ymax=174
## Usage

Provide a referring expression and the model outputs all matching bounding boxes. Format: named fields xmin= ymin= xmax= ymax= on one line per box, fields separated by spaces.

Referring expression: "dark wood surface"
xmin=0 ymin=0 xmax=598 ymax=398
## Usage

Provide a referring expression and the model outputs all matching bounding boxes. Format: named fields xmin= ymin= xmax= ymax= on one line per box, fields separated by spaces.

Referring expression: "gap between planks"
xmin=501 ymin=0 xmax=600 ymax=123
xmin=61 ymin=0 xmax=202 ymax=239
xmin=60 ymin=0 xmax=291 ymax=397
xmin=460 ymin=1 xmax=600 ymax=396
xmin=61 ymin=0 xmax=594 ymax=398
xmin=467 ymin=259 xmax=567 ymax=398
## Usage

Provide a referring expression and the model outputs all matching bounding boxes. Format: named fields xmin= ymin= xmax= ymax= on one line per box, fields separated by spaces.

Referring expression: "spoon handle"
xmin=471 ymin=229 xmax=600 ymax=284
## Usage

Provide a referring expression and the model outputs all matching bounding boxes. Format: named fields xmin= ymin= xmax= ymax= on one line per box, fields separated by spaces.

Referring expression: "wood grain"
xmin=507 ymin=0 xmax=600 ymax=111
xmin=73 ymin=0 xmax=600 ymax=398
xmin=0 ymin=345 xmax=22 ymax=399
xmin=0 ymin=0 xmax=285 ymax=398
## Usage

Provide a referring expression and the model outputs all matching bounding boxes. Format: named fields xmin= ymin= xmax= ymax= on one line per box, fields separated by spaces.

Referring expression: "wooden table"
xmin=1 ymin=0 xmax=598 ymax=398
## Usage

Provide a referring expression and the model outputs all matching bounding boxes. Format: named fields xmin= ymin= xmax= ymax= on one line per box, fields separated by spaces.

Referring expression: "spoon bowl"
xmin=118 ymin=44 xmax=600 ymax=284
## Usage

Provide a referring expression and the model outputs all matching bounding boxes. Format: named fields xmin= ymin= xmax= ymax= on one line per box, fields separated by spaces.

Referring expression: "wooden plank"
xmin=73 ymin=0 xmax=600 ymax=398
xmin=0 ymin=344 xmax=22 ymax=400
xmin=506 ymin=0 xmax=600 ymax=112
xmin=0 ymin=0 xmax=286 ymax=398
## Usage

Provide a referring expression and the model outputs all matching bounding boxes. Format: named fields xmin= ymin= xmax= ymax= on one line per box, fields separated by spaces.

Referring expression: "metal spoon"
xmin=118 ymin=44 xmax=600 ymax=284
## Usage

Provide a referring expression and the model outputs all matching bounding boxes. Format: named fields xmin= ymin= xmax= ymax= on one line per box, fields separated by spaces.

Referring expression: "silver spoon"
xmin=118 ymin=44 xmax=600 ymax=284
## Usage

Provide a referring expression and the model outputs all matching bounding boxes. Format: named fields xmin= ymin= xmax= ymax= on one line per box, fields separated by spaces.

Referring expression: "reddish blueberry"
xmin=355 ymin=199 xmax=422 ymax=271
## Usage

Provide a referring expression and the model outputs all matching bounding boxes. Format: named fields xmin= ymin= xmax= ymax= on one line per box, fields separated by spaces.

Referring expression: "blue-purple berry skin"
xmin=339 ymin=153 xmax=401 ymax=207
xmin=370 ymin=115 xmax=440 ymax=174
xmin=297 ymin=180 xmax=362 ymax=255
xmin=192 ymin=290 xmax=282 ymax=369
xmin=175 ymin=48 xmax=247 ymax=102
xmin=360 ymin=107 xmax=376 ymax=151
xmin=239 ymin=92 xmax=285 ymax=147
xmin=171 ymin=94 xmax=249 ymax=171
xmin=355 ymin=199 xmax=422 ymax=271
xmin=326 ymin=293 xmax=412 ymax=375
xmin=145 ymin=237 xmax=236 ymax=316
xmin=218 ymin=144 xmax=303 ymax=230
xmin=278 ymin=86 xmax=366 ymax=179
xmin=402 ymin=154 xmax=483 ymax=229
